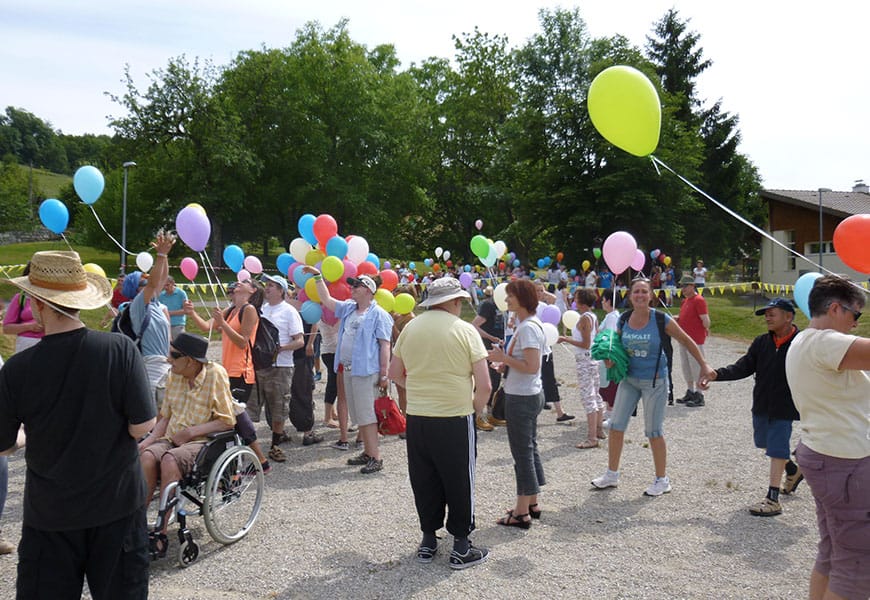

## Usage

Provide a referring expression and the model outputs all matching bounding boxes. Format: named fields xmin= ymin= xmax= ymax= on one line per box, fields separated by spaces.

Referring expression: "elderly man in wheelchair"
xmin=139 ymin=332 xmax=263 ymax=566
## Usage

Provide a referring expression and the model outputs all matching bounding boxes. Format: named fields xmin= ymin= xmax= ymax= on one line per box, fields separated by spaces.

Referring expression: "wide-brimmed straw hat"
xmin=8 ymin=251 xmax=111 ymax=310
xmin=419 ymin=277 xmax=470 ymax=307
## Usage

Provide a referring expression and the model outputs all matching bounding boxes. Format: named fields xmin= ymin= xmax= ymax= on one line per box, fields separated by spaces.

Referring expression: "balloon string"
xmin=88 ymin=206 xmax=135 ymax=256
xmin=201 ymin=251 xmax=228 ymax=305
xmin=59 ymin=233 xmax=75 ymax=252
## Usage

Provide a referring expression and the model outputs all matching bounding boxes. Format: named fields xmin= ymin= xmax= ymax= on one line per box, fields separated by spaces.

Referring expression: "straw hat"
xmin=8 ymin=251 xmax=111 ymax=310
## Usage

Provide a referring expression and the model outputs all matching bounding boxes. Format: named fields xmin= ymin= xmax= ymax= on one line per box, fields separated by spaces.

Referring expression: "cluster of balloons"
xmin=649 ymin=248 xmax=672 ymax=267
xmin=39 ymin=165 xmax=110 ymax=234
xmin=470 ymin=235 xmax=508 ymax=269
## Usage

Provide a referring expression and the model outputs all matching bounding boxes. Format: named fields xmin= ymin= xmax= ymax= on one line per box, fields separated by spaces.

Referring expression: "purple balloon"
xmin=540 ymin=304 xmax=561 ymax=326
xmin=175 ymin=206 xmax=211 ymax=252
xmin=459 ymin=272 xmax=473 ymax=289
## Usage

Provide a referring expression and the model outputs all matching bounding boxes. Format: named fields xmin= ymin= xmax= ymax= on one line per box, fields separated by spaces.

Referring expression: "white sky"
xmin=1 ymin=0 xmax=867 ymax=191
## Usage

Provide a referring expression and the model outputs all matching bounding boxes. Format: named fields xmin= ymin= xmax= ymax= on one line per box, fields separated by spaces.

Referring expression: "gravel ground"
xmin=0 ymin=335 xmax=817 ymax=599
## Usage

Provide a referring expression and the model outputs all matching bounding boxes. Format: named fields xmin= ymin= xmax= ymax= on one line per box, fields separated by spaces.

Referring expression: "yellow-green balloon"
xmin=374 ymin=288 xmax=395 ymax=312
xmin=588 ymin=65 xmax=661 ymax=157
xmin=394 ymin=292 xmax=416 ymax=315
xmin=305 ymin=249 xmax=325 ymax=266
xmin=304 ymin=277 xmax=321 ymax=302
xmin=321 ymin=255 xmax=344 ymax=282
xmin=83 ymin=262 xmax=106 ymax=278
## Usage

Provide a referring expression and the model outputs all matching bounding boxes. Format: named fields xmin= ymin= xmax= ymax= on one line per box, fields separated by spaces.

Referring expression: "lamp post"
xmin=121 ymin=161 xmax=137 ymax=274
xmin=818 ymin=187 xmax=831 ymax=269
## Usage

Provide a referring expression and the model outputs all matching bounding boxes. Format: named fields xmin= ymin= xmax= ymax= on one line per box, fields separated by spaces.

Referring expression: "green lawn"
xmin=18 ymin=165 xmax=72 ymax=199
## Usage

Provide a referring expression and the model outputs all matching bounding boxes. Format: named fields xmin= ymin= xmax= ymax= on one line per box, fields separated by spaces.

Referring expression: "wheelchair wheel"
xmin=178 ymin=539 xmax=199 ymax=568
xmin=202 ymin=445 xmax=264 ymax=545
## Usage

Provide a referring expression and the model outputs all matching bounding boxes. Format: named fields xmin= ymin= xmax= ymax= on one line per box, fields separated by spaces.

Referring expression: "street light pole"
xmin=818 ymin=187 xmax=831 ymax=269
xmin=121 ymin=161 xmax=137 ymax=274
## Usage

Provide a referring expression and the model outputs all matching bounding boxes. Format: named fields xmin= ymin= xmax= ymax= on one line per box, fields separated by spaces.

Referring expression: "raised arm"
xmin=300 ymin=266 xmax=337 ymax=313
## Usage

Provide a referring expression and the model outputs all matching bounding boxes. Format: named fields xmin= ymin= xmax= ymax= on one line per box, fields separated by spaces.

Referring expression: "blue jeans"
xmin=610 ymin=376 xmax=668 ymax=438
xmin=504 ymin=391 xmax=546 ymax=496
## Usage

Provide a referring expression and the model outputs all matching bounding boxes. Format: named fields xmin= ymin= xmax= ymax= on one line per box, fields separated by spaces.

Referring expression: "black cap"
xmin=171 ymin=332 xmax=209 ymax=363
xmin=755 ymin=298 xmax=795 ymax=316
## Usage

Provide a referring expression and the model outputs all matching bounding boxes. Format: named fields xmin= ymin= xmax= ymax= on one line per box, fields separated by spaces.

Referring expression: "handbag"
xmin=491 ymin=385 xmax=506 ymax=421
xmin=374 ymin=394 xmax=406 ymax=435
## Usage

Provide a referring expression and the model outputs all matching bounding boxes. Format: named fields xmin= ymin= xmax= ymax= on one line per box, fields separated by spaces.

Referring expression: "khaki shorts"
xmin=343 ymin=372 xmax=378 ymax=426
xmin=141 ymin=439 xmax=205 ymax=477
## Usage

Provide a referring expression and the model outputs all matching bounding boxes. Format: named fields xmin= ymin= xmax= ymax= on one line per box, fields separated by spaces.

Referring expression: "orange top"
xmin=222 ymin=305 xmax=258 ymax=384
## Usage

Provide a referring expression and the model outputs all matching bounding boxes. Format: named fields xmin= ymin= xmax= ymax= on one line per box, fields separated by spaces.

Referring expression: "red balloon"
xmin=313 ymin=214 xmax=338 ymax=248
xmin=380 ymin=269 xmax=398 ymax=291
xmin=498 ymin=261 xmax=506 ymax=270
xmin=445 ymin=260 xmax=453 ymax=267
xmin=407 ymin=273 xmax=415 ymax=282
xmin=834 ymin=214 xmax=870 ymax=273
xmin=356 ymin=261 xmax=378 ymax=276
xmin=328 ymin=280 xmax=351 ymax=301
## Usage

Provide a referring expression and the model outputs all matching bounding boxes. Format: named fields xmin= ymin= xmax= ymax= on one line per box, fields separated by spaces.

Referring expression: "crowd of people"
xmin=0 ymin=248 xmax=867 ymax=598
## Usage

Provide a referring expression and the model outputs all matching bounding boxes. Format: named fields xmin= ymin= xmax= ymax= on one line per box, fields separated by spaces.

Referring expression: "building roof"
xmin=761 ymin=189 xmax=870 ymax=218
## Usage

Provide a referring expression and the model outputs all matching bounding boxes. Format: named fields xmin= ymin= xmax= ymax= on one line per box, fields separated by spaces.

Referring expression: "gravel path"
xmin=0 ymin=335 xmax=817 ymax=599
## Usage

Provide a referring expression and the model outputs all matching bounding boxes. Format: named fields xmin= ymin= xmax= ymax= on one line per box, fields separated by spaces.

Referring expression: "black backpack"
xmin=250 ymin=312 xmax=280 ymax=371
xmin=617 ymin=309 xmax=674 ymax=402
xmin=111 ymin=301 xmax=152 ymax=351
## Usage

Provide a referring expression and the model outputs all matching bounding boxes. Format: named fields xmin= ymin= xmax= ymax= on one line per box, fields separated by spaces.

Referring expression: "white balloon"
xmin=435 ymin=246 xmax=443 ymax=258
xmin=541 ymin=322 xmax=559 ymax=347
xmin=493 ymin=282 xmax=508 ymax=311
xmin=562 ymin=309 xmax=581 ymax=330
xmin=289 ymin=237 xmax=312 ymax=264
xmin=136 ymin=251 xmax=153 ymax=273
xmin=346 ymin=236 xmax=369 ymax=265
xmin=443 ymin=250 xmax=451 ymax=261
xmin=481 ymin=243 xmax=498 ymax=268
xmin=493 ymin=240 xmax=507 ymax=258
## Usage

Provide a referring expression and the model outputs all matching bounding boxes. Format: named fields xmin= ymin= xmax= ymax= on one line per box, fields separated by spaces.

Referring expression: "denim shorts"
xmin=609 ymin=376 xmax=668 ymax=438
xmin=795 ymin=443 xmax=870 ymax=600
xmin=752 ymin=415 xmax=793 ymax=459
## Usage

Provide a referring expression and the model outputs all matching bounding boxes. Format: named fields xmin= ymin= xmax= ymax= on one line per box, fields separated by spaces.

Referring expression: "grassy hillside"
xmin=18 ymin=164 xmax=72 ymax=198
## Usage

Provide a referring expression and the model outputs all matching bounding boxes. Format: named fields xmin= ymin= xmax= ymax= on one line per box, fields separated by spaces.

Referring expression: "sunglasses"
xmin=841 ymin=303 xmax=862 ymax=322
xmin=169 ymin=350 xmax=185 ymax=360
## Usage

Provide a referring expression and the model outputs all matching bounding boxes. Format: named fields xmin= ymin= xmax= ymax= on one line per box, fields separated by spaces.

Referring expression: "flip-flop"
xmin=576 ymin=439 xmax=599 ymax=449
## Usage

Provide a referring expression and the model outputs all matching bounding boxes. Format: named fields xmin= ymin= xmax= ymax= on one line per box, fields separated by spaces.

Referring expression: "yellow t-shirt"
xmin=394 ymin=310 xmax=488 ymax=417
xmin=785 ymin=328 xmax=870 ymax=459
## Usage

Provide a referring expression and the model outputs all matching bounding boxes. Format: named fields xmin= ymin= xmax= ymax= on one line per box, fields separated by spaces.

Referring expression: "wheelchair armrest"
xmin=207 ymin=430 xmax=237 ymax=442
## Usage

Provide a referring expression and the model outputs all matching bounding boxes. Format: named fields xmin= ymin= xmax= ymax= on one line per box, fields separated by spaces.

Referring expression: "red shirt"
xmin=678 ymin=294 xmax=708 ymax=345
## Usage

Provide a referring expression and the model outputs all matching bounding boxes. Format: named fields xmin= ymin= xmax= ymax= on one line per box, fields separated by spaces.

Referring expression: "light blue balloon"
xmin=424 ymin=258 xmax=432 ymax=267
xmin=463 ymin=264 xmax=471 ymax=272
xmin=512 ymin=259 xmax=520 ymax=267
xmin=298 ymin=214 xmax=317 ymax=246
xmin=222 ymin=244 xmax=244 ymax=273
xmin=326 ymin=235 xmax=348 ymax=258
xmin=366 ymin=252 xmax=380 ymax=270
xmin=300 ymin=300 xmax=322 ymax=324
xmin=408 ymin=261 xmax=416 ymax=270
xmin=38 ymin=198 xmax=69 ymax=234
xmin=570 ymin=269 xmax=577 ymax=276
xmin=293 ymin=264 xmax=313 ymax=288
xmin=794 ymin=272 xmax=823 ymax=318
xmin=276 ymin=252 xmax=295 ymax=276
xmin=73 ymin=165 xmax=105 ymax=205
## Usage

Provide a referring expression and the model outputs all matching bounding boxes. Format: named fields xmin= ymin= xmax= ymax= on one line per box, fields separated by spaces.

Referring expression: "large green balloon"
xmin=470 ymin=235 xmax=490 ymax=259
xmin=588 ymin=65 xmax=661 ymax=157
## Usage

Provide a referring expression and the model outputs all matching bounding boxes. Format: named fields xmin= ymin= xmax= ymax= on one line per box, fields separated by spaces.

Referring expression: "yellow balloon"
xmin=394 ymin=292 xmax=416 ymax=315
xmin=582 ymin=260 xmax=591 ymax=271
xmin=588 ymin=65 xmax=661 ymax=157
xmin=186 ymin=202 xmax=207 ymax=215
xmin=83 ymin=263 xmax=106 ymax=278
xmin=304 ymin=277 xmax=321 ymax=302
xmin=664 ymin=256 xmax=672 ymax=266
xmin=562 ymin=309 xmax=580 ymax=330
xmin=374 ymin=288 xmax=395 ymax=312
xmin=321 ymin=256 xmax=344 ymax=282
xmin=305 ymin=249 xmax=325 ymax=266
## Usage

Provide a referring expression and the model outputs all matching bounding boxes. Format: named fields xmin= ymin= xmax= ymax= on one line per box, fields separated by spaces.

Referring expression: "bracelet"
xmin=156 ymin=253 xmax=167 ymax=258
xmin=313 ymin=275 xmax=323 ymax=281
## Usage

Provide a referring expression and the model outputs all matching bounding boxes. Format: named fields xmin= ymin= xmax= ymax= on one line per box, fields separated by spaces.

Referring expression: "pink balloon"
xmin=237 ymin=269 xmax=251 ymax=282
xmin=244 ymin=255 xmax=263 ymax=274
xmin=540 ymin=304 xmax=561 ymax=326
xmin=342 ymin=259 xmax=358 ymax=280
xmin=297 ymin=289 xmax=309 ymax=303
xmin=321 ymin=305 xmax=339 ymax=326
xmin=602 ymin=231 xmax=637 ymax=275
xmin=475 ymin=219 xmax=483 ymax=230
xmin=630 ymin=249 xmax=646 ymax=272
xmin=179 ymin=257 xmax=198 ymax=281
xmin=175 ymin=206 xmax=211 ymax=252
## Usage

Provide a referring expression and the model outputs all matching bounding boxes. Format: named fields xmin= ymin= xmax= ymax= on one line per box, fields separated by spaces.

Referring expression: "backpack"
xmin=249 ymin=311 xmax=280 ymax=371
xmin=111 ymin=301 xmax=152 ymax=351
xmin=617 ymin=309 xmax=674 ymax=401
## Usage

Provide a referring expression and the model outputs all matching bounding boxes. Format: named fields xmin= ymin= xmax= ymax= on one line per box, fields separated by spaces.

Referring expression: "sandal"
xmin=148 ymin=532 xmax=168 ymax=560
xmin=576 ymin=439 xmax=599 ymax=449
xmin=597 ymin=428 xmax=608 ymax=440
xmin=529 ymin=503 xmax=542 ymax=520
xmin=497 ymin=509 xmax=531 ymax=529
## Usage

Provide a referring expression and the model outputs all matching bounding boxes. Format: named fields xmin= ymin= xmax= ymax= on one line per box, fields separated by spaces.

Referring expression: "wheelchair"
xmin=148 ymin=430 xmax=264 ymax=567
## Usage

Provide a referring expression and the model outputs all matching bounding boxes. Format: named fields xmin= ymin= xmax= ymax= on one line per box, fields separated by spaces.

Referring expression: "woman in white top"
xmin=559 ymin=288 xmax=606 ymax=448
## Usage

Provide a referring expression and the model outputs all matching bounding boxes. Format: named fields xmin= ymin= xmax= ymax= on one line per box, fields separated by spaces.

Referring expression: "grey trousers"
xmin=504 ymin=391 xmax=546 ymax=496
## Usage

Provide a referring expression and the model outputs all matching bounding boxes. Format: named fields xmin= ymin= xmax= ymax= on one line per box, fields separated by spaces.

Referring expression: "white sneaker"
xmin=591 ymin=470 xmax=619 ymax=489
xmin=644 ymin=476 xmax=672 ymax=497
xmin=601 ymin=418 xmax=611 ymax=431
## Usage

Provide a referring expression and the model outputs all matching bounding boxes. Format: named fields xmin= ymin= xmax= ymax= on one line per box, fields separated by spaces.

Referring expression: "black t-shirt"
xmin=477 ymin=299 xmax=505 ymax=349
xmin=0 ymin=328 xmax=155 ymax=530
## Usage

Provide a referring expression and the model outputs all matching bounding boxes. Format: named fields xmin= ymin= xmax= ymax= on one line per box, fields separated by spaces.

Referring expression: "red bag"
xmin=374 ymin=395 xmax=406 ymax=435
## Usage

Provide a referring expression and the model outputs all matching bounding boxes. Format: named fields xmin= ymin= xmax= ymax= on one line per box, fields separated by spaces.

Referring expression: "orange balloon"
xmin=379 ymin=269 xmax=399 ymax=291
xmin=556 ymin=252 xmax=564 ymax=262
xmin=432 ymin=263 xmax=441 ymax=272
xmin=834 ymin=214 xmax=870 ymax=273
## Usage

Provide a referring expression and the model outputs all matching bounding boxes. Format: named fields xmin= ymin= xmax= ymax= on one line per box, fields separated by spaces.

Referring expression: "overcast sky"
xmin=1 ymin=1 xmax=866 ymax=191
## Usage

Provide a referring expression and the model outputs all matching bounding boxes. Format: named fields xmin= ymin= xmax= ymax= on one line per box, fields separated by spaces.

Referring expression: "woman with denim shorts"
xmin=487 ymin=279 xmax=547 ymax=528
xmin=591 ymin=278 xmax=713 ymax=496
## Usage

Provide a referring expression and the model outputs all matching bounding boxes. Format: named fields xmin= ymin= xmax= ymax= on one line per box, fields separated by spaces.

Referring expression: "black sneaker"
xmin=303 ymin=433 xmax=323 ymax=446
xmin=347 ymin=452 xmax=371 ymax=466
xmin=449 ymin=544 xmax=489 ymax=570
xmin=360 ymin=457 xmax=383 ymax=474
xmin=416 ymin=543 xmax=437 ymax=564
xmin=685 ymin=391 xmax=705 ymax=407
xmin=676 ymin=390 xmax=692 ymax=404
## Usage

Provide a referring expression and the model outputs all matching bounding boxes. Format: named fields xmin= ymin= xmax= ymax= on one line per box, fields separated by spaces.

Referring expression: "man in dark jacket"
xmin=700 ymin=298 xmax=802 ymax=517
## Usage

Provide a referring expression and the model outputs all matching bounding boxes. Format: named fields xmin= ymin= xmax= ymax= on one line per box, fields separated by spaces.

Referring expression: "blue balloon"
xmin=537 ymin=258 xmax=545 ymax=269
xmin=292 ymin=264 xmax=313 ymax=288
xmin=512 ymin=259 xmax=520 ymax=267
xmin=408 ymin=261 xmax=416 ymax=270
xmin=73 ymin=165 xmax=105 ymax=205
xmin=570 ymin=269 xmax=577 ymax=276
xmin=326 ymin=235 xmax=348 ymax=258
xmin=424 ymin=258 xmax=432 ymax=267
xmin=38 ymin=198 xmax=69 ymax=234
xmin=794 ymin=272 xmax=823 ymax=319
xmin=222 ymin=244 xmax=244 ymax=273
xmin=463 ymin=264 xmax=471 ymax=272
xmin=298 ymin=214 xmax=317 ymax=246
xmin=366 ymin=253 xmax=380 ymax=270
xmin=300 ymin=300 xmax=322 ymax=324
xmin=276 ymin=252 xmax=296 ymax=276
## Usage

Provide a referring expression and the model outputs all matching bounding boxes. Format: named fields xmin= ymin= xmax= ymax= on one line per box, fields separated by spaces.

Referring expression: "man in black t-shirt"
xmin=471 ymin=287 xmax=505 ymax=430
xmin=0 ymin=251 xmax=156 ymax=600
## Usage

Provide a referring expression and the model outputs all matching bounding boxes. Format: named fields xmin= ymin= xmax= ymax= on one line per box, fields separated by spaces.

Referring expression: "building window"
xmin=785 ymin=230 xmax=795 ymax=270
xmin=807 ymin=241 xmax=834 ymax=257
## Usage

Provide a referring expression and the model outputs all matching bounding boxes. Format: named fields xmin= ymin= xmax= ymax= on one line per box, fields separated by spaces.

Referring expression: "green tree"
xmin=0 ymin=160 xmax=32 ymax=231
xmin=0 ymin=107 xmax=68 ymax=172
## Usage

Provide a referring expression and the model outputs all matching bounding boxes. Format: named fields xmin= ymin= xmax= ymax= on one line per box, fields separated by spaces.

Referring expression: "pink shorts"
xmin=795 ymin=442 xmax=870 ymax=600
